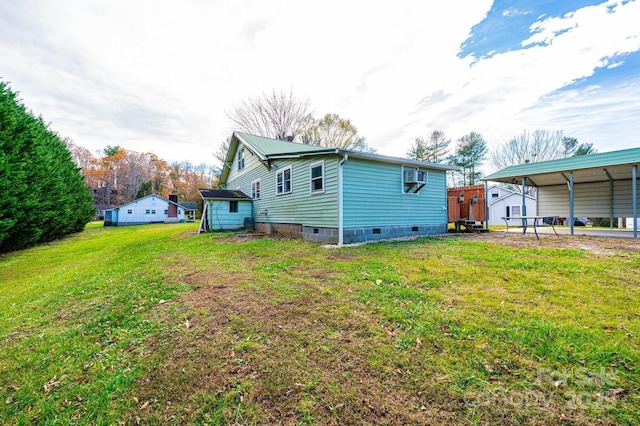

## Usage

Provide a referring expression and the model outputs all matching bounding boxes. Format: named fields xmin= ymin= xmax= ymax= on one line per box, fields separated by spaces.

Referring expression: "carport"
xmin=483 ymin=147 xmax=640 ymax=238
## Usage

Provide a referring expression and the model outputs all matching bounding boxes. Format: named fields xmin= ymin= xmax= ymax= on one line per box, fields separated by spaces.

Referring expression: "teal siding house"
xmin=209 ymin=132 xmax=458 ymax=244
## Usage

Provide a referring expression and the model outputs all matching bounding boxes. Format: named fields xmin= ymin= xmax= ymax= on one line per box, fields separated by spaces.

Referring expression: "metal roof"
xmin=483 ymin=147 xmax=640 ymax=186
xmin=235 ymin=132 xmax=336 ymax=157
xmin=219 ymin=132 xmax=459 ymax=184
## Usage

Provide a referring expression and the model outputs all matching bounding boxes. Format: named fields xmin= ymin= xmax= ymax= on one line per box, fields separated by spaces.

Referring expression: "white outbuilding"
xmin=103 ymin=194 xmax=187 ymax=226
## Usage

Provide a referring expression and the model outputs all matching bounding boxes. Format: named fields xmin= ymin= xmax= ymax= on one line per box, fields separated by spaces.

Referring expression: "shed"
xmin=483 ymin=148 xmax=640 ymax=237
xmin=198 ymin=189 xmax=252 ymax=232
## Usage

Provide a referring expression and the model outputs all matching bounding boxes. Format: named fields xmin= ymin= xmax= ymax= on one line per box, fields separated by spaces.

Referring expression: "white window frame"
xmin=310 ymin=161 xmax=324 ymax=194
xmin=145 ymin=209 xmax=151 ymax=214
xmin=127 ymin=209 xmax=133 ymax=214
xmin=276 ymin=166 xmax=292 ymax=195
xmin=251 ymin=179 xmax=261 ymax=199
xmin=237 ymin=147 xmax=245 ymax=171
xmin=507 ymin=205 xmax=522 ymax=218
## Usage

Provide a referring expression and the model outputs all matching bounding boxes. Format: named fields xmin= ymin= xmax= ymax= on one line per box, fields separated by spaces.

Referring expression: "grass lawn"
xmin=1 ymin=223 xmax=638 ymax=425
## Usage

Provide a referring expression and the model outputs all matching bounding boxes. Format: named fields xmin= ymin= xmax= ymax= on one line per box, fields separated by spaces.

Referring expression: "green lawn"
xmin=1 ymin=223 xmax=638 ymax=425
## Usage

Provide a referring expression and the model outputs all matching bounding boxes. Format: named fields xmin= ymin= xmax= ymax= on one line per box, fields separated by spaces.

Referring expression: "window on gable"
xmin=127 ymin=209 xmax=132 ymax=214
xmin=491 ymin=188 xmax=499 ymax=198
xmin=251 ymin=179 xmax=261 ymax=199
xmin=310 ymin=162 xmax=324 ymax=193
xmin=237 ymin=148 xmax=245 ymax=170
xmin=276 ymin=166 xmax=292 ymax=194
xmin=229 ymin=201 xmax=238 ymax=213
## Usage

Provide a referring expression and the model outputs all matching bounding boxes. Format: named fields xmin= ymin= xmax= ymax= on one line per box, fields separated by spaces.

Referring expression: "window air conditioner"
xmin=404 ymin=169 xmax=427 ymax=184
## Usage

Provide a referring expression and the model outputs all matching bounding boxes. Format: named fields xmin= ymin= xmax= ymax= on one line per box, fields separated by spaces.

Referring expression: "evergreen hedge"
xmin=0 ymin=81 xmax=95 ymax=253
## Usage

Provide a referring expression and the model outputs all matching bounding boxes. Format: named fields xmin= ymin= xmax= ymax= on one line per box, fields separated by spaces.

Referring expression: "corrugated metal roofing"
xmin=235 ymin=132 xmax=336 ymax=157
xmin=484 ymin=147 xmax=640 ymax=182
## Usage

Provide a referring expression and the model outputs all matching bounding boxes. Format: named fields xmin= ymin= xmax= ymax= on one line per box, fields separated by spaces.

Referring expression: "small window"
xmin=127 ymin=209 xmax=132 ymax=214
xmin=491 ymin=189 xmax=499 ymax=198
xmin=145 ymin=209 xmax=150 ymax=214
xmin=412 ymin=226 xmax=419 ymax=232
xmin=373 ymin=228 xmax=381 ymax=235
xmin=276 ymin=166 xmax=292 ymax=194
xmin=151 ymin=209 xmax=156 ymax=214
xmin=507 ymin=205 xmax=521 ymax=218
xmin=251 ymin=179 xmax=261 ymax=199
xmin=237 ymin=148 xmax=245 ymax=170
xmin=310 ymin=162 xmax=324 ymax=193
xmin=164 ymin=209 xmax=168 ymax=214
xmin=229 ymin=201 xmax=238 ymax=213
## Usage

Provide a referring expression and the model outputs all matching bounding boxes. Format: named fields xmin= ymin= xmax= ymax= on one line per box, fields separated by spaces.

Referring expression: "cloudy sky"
xmin=1 ymin=0 xmax=639 ymax=171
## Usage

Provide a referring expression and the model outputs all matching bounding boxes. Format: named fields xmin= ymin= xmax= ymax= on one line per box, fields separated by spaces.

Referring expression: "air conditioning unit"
xmin=404 ymin=169 xmax=427 ymax=184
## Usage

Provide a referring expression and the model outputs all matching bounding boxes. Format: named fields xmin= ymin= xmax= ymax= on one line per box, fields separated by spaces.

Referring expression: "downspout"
xmin=338 ymin=153 xmax=349 ymax=245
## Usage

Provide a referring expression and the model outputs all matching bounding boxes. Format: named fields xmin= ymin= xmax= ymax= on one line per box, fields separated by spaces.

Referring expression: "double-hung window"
xmin=276 ymin=166 xmax=292 ymax=194
xmin=251 ymin=179 xmax=261 ymax=199
xmin=237 ymin=148 xmax=245 ymax=170
xmin=310 ymin=162 xmax=324 ymax=193
xmin=506 ymin=205 xmax=521 ymax=218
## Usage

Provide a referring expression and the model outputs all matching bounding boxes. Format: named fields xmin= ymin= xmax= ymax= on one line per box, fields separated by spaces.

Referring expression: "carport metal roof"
xmin=483 ymin=147 xmax=640 ymax=186
xmin=483 ymin=148 xmax=640 ymax=237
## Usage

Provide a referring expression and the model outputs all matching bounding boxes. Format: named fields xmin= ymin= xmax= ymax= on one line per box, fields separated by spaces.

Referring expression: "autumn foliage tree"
xmin=66 ymin=141 xmax=218 ymax=207
xmin=0 ymin=81 xmax=94 ymax=252
xmin=299 ymin=113 xmax=375 ymax=152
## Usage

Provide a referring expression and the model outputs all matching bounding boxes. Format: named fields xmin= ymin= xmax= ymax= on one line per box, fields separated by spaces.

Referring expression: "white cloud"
xmin=0 ymin=0 xmax=639 ymax=166
xmin=400 ymin=0 xmax=640 ymax=160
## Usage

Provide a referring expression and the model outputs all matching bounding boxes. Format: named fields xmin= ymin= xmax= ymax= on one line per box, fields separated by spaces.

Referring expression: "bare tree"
xmin=227 ymin=89 xmax=313 ymax=140
xmin=490 ymin=129 xmax=575 ymax=170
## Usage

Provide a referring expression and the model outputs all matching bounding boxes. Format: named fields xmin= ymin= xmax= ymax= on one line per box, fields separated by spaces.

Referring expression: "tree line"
xmin=1 ymin=81 xmax=95 ymax=253
xmin=66 ymin=141 xmax=220 ymax=207
xmin=407 ymin=129 xmax=597 ymax=187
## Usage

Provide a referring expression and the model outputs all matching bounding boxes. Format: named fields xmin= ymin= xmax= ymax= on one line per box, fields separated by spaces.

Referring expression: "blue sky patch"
xmin=459 ymin=0 xmax=607 ymax=60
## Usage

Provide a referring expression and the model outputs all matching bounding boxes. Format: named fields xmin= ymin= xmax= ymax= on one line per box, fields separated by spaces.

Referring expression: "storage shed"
xmin=483 ymin=148 xmax=640 ymax=237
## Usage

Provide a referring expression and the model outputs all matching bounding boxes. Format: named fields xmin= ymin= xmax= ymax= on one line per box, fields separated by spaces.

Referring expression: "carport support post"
xmin=569 ymin=172 xmax=574 ymax=235
xmin=521 ymin=177 xmax=527 ymax=229
xmin=633 ymin=165 xmax=637 ymax=238
xmin=484 ymin=180 xmax=489 ymax=230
